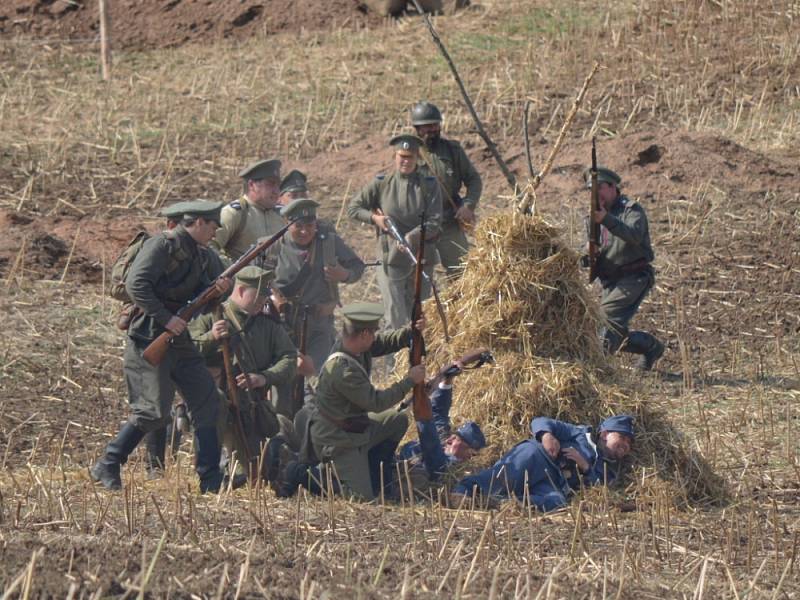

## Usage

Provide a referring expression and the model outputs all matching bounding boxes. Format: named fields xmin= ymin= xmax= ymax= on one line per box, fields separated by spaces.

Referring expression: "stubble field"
xmin=1 ymin=0 xmax=799 ymax=597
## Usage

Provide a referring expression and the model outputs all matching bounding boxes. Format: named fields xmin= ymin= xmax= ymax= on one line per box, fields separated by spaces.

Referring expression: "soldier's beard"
xmin=423 ymin=132 xmax=440 ymax=147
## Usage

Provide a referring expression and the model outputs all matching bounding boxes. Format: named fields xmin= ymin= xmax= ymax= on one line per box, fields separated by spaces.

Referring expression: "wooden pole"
xmin=99 ymin=0 xmax=111 ymax=81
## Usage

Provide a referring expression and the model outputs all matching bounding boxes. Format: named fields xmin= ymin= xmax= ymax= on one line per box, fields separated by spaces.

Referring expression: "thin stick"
xmin=59 ymin=226 xmax=81 ymax=283
xmin=523 ymin=99 xmax=536 ymax=180
xmin=98 ymin=0 xmax=112 ymax=81
xmin=410 ymin=0 xmax=517 ymax=194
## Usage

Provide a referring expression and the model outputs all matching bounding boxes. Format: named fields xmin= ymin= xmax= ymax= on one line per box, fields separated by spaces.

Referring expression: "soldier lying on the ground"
xmin=271 ymin=355 xmax=490 ymax=500
xmin=449 ymin=415 xmax=635 ymax=511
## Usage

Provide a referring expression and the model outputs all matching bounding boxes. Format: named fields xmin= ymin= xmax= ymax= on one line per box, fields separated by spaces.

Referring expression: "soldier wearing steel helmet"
xmin=212 ymin=159 xmax=285 ymax=262
xmin=347 ymin=134 xmax=442 ymax=329
xmin=412 ymin=101 xmax=482 ymax=279
xmin=585 ymin=167 xmax=664 ymax=370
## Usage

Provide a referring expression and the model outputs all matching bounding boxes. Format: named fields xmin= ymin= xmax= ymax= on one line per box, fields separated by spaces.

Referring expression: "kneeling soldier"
xmin=189 ymin=266 xmax=297 ymax=482
xmin=310 ymin=302 xmax=425 ymax=501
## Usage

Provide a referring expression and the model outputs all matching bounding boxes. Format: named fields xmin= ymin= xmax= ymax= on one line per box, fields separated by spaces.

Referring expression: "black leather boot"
xmin=145 ymin=427 xmax=167 ymax=479
xmin=194 ymin=427 xmax=225 ymax=493
xmin=90 ymin=423 xmax=145 ymax=490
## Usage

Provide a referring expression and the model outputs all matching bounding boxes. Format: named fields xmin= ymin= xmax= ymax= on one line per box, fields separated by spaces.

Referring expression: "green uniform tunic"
xmin=124 ymin=226 xmax=225 ymax=432
xmin=212 ymin=195 xmax=284 ymax=262
xmin=592 ymin=194 xmax=658 ymax=353
xmin=190 ymin=301 xmax=297 ymax=470
xmin=348 ymin=170 xmax=442 ymax=328
xmin=420 ymin=137 xmax=482 ymax=278
xmin=310 ymin=327 xmax=414 ymax=500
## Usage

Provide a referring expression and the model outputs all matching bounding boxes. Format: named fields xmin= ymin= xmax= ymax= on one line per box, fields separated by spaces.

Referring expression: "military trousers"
xmin=600 ymin=270 xmax=658 ymax=354
xmin=436 ymin=220 xmax=469 ymax=279
xmin=123 ymin=337 xmax=218 ymax=433
xmin=313 ymin=409 xmax=409 ymax=501
xmin=453 ymin=439 xmax=570 ymax=512
xmin=218 ymin=386 xmax=279 ymax=476
xmin=377 ymin=262 xmax=434 ymax=330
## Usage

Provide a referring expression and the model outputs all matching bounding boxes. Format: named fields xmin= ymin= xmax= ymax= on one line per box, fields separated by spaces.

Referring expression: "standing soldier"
xmin=91 ymin=201 xmax=231 ymax=493
xmin=189 ymin=266 xmax=297 ymax=482
xmin=585 ymin=167 xmax=664 ymax=370
xmin=278 ymin=169 xmax=308 ymax=207
xmin=411 ymin=101 xmax=482 ymax=278
xmin=310 ymin=302 xmax=426 ymax=501
xmin=348 ymin=135 xmax=442 ymax=329
xmin=269 ymin=198 xmax=365 ymax=417
xmin=212 ymin=159 xmax=284 ymax=261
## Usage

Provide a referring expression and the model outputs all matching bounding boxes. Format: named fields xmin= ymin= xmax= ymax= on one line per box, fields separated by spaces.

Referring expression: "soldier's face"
xmin=249 ymin=177 xmax=281 ymax=208
xmin=444 ymin=435 xmax=477 ymax=462
xmin=414 ymin=123 xmax=440 ymax=145
xmin=189 ymin=217 xmax=220 ymax=246
xmin=599 ymin=431 xmax=632 ymax=461
xmin=234 ymin=285 xmax=268 ymax=315
xmin=289 ymin=219 xmax=317 ymax=246
xmin=395 ymin=150 xmax=418 ymax=175
xmin=598 ymin=182 xmax=619 ymax=208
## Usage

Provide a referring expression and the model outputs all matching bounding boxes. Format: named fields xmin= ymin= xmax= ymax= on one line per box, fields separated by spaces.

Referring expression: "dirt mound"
xmin=0 ymin=0 xmax=378 ymax=50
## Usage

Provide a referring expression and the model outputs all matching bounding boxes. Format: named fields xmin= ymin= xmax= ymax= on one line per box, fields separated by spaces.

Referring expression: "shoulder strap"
xmin=325 ymin=351 xmax=369 ymax=379
xmin=232 ymin=197 xmax=250 ymax=240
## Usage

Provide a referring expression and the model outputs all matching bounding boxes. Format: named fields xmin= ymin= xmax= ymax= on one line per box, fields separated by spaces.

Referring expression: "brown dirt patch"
xmin=0 ymin=0 xmax=380 ymax=50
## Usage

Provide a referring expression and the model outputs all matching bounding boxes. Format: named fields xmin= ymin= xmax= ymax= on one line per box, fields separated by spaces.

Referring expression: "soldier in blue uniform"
xmin=451 ymin=415 xmax=635 ymax=511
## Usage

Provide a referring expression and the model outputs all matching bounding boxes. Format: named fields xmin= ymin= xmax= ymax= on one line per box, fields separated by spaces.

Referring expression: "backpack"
xmin=109 ymin=230 xmax=150 ymax=303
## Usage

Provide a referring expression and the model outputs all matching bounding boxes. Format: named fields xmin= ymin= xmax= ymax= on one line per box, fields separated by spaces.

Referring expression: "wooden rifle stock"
xmin=142 ymin=220 xmax=293 ymax=366
xmin=588 ymin=137 xmax=600 ymax=283
xmin=216 ymin=305 xmax=253 ymax=474
xmin=410 ymin=214 xmax=432 ymax=421
xmin=292 ymin=305 xmax=310 ymax=410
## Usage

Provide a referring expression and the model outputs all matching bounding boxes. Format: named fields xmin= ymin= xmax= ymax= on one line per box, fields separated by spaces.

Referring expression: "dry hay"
xmin=419 ymin=212 xmax=726 ymax=506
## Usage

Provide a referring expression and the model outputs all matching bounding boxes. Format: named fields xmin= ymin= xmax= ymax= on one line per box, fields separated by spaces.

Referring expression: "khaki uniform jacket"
xmin=212 ymin=195 xmax=284 ymax=262
xmin=310 ymin=327 xmax=414 ymax=451
xmin=125 ymin=226 xmax=225 ymax=343
xmin=598 ymin=195 xmax=655 ymax=271
xmin=189 ymin=302 xmax=298 ymax=391
xmin=347 ymin=170 xmax=442 ymax=269
xmin=420 ymin=137 xmax=482 ymax=222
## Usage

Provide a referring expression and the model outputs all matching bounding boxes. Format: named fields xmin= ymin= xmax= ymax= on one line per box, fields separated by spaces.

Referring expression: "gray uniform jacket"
xmin=421 ymin=137 xmax=482 ymax=222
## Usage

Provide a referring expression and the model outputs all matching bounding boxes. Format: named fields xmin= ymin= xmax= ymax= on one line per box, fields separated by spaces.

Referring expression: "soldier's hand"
xmin=413 ymin=314 xmax=427 ymax=332
xmin=561 ymin=447 xmax=590 ymax=473
xmin=297 ymin=354 xmax=316 ymax=377
xmin=165 ymin=316 xmax=187 ymax=336
xmin=372 ymin=214 xmax=389 ymax=232
xmin=236 ymin=372 xmax=267 ymax=389
xmin=407 ymin=364 xmax=426 ymax=385
xmin=593 ymin=206 xmax=607 ymax=224
xmin=211 ymin=319 xmax=229 ymax=340
xmin=540 ymin=432 xmax=561 ymax=460
xmin=213 ymin=276 xmax=232 ymax=296
xmin=455 ymin=205 xmax=475 ymax=226
xmin=324 ymin=264 xmax=350 ymax=283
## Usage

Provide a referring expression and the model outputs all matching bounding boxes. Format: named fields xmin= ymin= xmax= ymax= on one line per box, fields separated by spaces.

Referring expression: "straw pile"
xmin=417 ymin=212 xmax=726 ymax=506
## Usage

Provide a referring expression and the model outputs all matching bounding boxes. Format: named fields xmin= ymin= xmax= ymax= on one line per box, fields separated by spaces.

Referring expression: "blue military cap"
xmin=599 ymin=415 xmax=635 ymax=439
xmin=455 ymin=421 xmax=486 ymax=450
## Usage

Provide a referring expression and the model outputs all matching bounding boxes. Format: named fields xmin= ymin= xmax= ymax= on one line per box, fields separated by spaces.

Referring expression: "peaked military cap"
xmin=280 ymin=169 xmax=308 ymax=195
xmin=280 ymin=197 xmax=319 ymax=223
xmin=390 ymin=134 xmax=424 ymax=152
xmin=235 ymin=265 xmax=273 ymax=297
xmin=179 ymin=200 xmax=224 ymax=223
xmin=599 ymin=415 xmax=635 ymax=439
xmin=456 ymin=421 xmax=486 ymax=450
xmin=159 ymin=200 xmax=196 ymax=220
xmin=239 ymin=158 xmax=281 ymax=181
xmin=341 ymin=302 xmax=384 ymax=328
xmin=584 ymin=166 xmax=622 ymax=189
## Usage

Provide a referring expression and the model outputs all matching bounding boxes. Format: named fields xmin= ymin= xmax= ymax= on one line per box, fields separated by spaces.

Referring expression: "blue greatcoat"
xmin=453 ymin=417 xmax=621 ymax=512
xmin=397 ymin=385 xmax=458 ymax=481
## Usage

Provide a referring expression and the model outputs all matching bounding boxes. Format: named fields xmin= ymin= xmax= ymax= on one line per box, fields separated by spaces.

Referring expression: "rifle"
xmin=410 ymin=212 xmax=432 ymax=421
xmin=215 ymin=305 xmax=254 ymax=479
xmin=292 ymin=305 xmax=310 ymax=410
xmin=588 ymin=137 xmax=600 ymax=283
xmin=381 ymin=214 xmax=450 ymax=342
xmin=142 ymin=220 xmax=294 ymax=366
xmin=398 ymin=348 xmax=494 ymax=412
